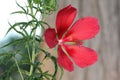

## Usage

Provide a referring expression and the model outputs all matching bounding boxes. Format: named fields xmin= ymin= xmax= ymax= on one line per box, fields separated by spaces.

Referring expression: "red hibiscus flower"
xmin=44 ymin=5 xmax=100 ymax=71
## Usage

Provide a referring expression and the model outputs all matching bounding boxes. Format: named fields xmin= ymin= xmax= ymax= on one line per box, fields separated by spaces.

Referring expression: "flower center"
xmin=58 ymin=39 xmax=63 ymax=45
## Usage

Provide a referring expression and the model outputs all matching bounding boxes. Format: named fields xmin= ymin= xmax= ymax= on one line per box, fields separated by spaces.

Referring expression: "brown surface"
xmin=45 ymin=0 xmax=120 ymax=80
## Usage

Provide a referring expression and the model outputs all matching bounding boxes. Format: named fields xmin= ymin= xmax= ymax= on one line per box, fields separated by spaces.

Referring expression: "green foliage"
xmin=0 ymin=0 xmax=64 ymax=80
xmin=33 ymin=0 xmax=58 ymax=15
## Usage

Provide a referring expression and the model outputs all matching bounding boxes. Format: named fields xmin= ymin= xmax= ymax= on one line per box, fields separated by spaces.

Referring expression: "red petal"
xmin=56 ymin=5 xmax=77 ymax=39
xmin=44 ymin=28 xmax=58 ymax=48
xmin=63 ymin=16 xmax=100 ymax=41
xmin=57 ymin=46 xmax=74 ymax=71
xmin=64 ymin=44 xmax=98 ymax=68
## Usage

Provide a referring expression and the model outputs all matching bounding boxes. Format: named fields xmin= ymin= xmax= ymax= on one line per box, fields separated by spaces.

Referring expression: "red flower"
xmin=44 ymin=5 xmax=100 ymax=71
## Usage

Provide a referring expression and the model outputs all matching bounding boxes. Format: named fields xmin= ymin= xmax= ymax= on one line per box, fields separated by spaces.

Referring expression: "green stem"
xmin=14 ymin=57 xmax=24 ymax=80
xmin=29 ymin=46 xmax=35 ymax=75
xmin=29 ymin=2 xmax=36 ymax=76
xmin=59 ymin=67 xmax=64 ymax=80
xmin=26 ymin=43 xmax=32 ymax=62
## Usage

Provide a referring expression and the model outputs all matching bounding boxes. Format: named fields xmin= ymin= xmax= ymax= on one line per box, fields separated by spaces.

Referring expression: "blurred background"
xmin=0 ymin=0 xmax=120 ymax=80
xmin=46 ymin=0 xmax=120 ymax=80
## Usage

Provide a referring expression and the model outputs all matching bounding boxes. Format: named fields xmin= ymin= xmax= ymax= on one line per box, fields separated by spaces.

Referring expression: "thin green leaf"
xmin=0 ymin=52 xmax=15 ymax=57
xmin=11 ymin=11 xmax=37 ymax=20
xmin=12 ymin=22 xmax=27 ymax=29
xmin=5 ymin=22 xmax=14 ymax=36
xmin=11 ymin=11 xmax=26 ymax=14
xmin=13 ymin=27 xmax=25 ymax=37
xmin=38 ymin=21 xmax=51 ymax=28
xmin=23 ymin=28 xmax=29 ymax=36
xmin=38 ymin=48 xmax=58 ymax=80
xmin=30 ymin=25 xmax=38 ymax=36
xmin=16 ymin=1 xmax=27 ymax=13
xmin=51 ymin=56 xmax=58 ymax=80
xmin=6 ymin=22 xmax=27 ymax=37
xmin=0 ymin=38 xmax=25 ymax=49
